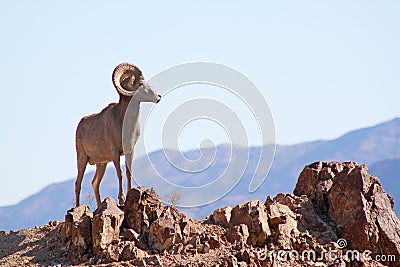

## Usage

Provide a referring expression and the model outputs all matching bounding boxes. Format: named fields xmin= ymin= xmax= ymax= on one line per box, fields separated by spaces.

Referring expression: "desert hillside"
xmin=0 ymin=161 xmax=399 ymax=267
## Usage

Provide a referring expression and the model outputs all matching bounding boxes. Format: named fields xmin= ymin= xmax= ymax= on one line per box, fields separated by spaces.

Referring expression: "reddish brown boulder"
xmin=294 ymin=161 xmax=347 ymax=213
xmin=120 ymin=242 xmax=147 ymax=261
xmin=208 ymin=206 xmax=232 ymax=228
xmin=207 ymin=234 xmax=222 ymax=249
xmin=294 ymin=161 xmax=400 ymax=265
xmin=148 ymin=206 xmax=183 ymax=252
xmin=225 ymin=224 xmax=249 ymax=244
xmin=180 ymin=216 xmax=198 ymax=240
xmin=230 ymin=200 xmax=271 ymax=247
xmin=328 ymin=164 xmax=400 ymax=260
xmin=270 ymin=193 xmax=337 ymax=245
xmin=122 ymin=228 xmax=140 ymax=242
xmin=124 ymin=187 xmax=163 ymax=236
xmin=60 ymin=205 xmax=92 ymax=261
xmin=265 ymin=200 xmax=300 ymax=250
xmin=92 ymin=197 xmax=124 ymax=259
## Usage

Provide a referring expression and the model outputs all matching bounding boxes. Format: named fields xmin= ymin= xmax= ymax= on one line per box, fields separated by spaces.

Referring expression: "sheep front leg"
xmin=112 ymin=154 xmax=125 ymax=205
xmin=125 ymin=152 xmax=133 ymax=192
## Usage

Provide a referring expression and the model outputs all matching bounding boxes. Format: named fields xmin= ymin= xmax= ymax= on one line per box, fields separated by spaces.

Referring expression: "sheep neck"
xmin=118 ymin=94 xmax=139 ymax=113
xmin=118 ymin=95 xmax=140 ymax=133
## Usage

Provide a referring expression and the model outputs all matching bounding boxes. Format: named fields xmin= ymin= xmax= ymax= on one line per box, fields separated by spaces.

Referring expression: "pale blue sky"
xmin=0 ymin=1 xmax=399 ymax=206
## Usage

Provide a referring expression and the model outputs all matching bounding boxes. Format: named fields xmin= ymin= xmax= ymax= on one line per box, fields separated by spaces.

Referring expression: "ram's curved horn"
xmin=112 ymin=62 xmax=138 ymax=96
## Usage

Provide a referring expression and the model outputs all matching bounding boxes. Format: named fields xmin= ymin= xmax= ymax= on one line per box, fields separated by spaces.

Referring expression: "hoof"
xmin=118 ymin=195 xmax=126 ymax=206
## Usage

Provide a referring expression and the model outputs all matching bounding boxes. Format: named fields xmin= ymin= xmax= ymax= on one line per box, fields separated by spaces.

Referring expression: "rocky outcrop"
xmin=225 ymin=224 xmax=249 ymax=244
xmin=59 ymin=161 xmax=400 ymax=266
xmin=60 ymin=205 xmax=92 ymax=263
xmin=230 ymin=200 xmax=271 ymax=247
xmin=124 ymin=187 xmax=163 ymax=236
xmin=91 ymin=197 xmax=124 ymax=261
xmin=270 ymin=193 xmax=337 ymax=245
xmin=294 ymin=161 xmax=400 ymax=262
xmin=208 ymin=206 xmax=232 ymax=227
xmin=265 ymin=200 xmax=300 ymax=250
xmin=148 ymin=206 xmax=183 ymax=251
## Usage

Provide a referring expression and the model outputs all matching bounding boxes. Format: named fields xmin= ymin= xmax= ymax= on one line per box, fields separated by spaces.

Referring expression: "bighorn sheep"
xmin=75 ymin=62 xmax=161 ymax=207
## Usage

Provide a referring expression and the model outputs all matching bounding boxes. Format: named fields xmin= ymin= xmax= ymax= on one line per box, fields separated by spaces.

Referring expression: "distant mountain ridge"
xmin=1 ymin=118 xmax=399 ymax=231
xmin=369 ymin=158 xmax=400 ymax=209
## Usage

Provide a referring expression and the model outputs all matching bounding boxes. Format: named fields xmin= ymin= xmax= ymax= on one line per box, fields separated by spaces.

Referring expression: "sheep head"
xmin=112 ymin=62 xmax=161 ymax=103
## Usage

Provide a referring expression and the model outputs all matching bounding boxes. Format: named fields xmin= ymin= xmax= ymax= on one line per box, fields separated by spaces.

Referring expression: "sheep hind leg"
xmin=125 ymin=153 xmax=133 ymax=193
xmin=92 ymin=163 xmax=107 ymax=207
xmin=75 ymin=153 xmax=88 ymax=207
xmin=112 ymin=156 xmax=125 ymax=205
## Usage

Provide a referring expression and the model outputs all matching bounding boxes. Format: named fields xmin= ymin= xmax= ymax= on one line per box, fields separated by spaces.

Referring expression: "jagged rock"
xmin=294 ymin=161 xmax=400 ymax=265
xmin=208 ymin=234 xmax=222 ymax=249
xmin=265 ymin=201 xmax=300 ymax=250
xmin=208 ymin=206 xmax=232 ymax=227
xmin=226 ymin=224 xmax=249 ymax=244
xmin=96 ymin=243 xmax=122 ymax=262
xmin=328 ymin=164 xmax=400 ymax=261
xmin=202 ymin=242 xmax=210 ymax=253
xmin=270 ymin=193 xmax=337 ymax=245
xmin=187 ymin=234 xmax=201 ymax=248
xmin=0 ymin=231 xmax=7 ymax=236
xmin=172 ymin=242 xmax=184 ymax=254
xmin=230 ymin=200 xmax=271 ymax=247
xmin=294 ymin=161 xmax=345 ymax=213
xmin=132 ymin=258 xmax=147 ymax=267
xmin=121 ymin=228 xmax=147 ymax=250
xmin=92 ymin=197 xmax=124 ymax=259
xmin=145 ymin=255 xmax=162 ymax=266
xmin=120 ymin=242 xmax=147 ymax=261
xmin=180 ymin=216 xmax=198 ymax=240
xmin=267 ymin=201 xmax=294 ymax=227
xmin=225 ymin=254 xmax=239 ymax=267
xmin=60 ymin=205 xmax=92 ymax=261
xmin=148 ymin=206 xmax=183 ymax=251
xmin=122 ymin=228 xmax=140 ymax=242
xmin=184 ymin=243 xmax=194 ymax=254
xmin=236 ymin=248 xmax=251 ymax=264
xmin=185 ymin=243 xmax=198 ymax=255
xmin=124 ymin=186 xmax=163 ymax=236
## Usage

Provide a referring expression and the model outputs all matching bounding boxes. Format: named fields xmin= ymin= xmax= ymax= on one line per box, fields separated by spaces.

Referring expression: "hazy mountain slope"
xmin=1 ymin=118 xmax=399 ymax=231
xmin=369 ymin=158 xmax=400 ymax=215
xmin=0 ymin=169 xmax=120 ymax=231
